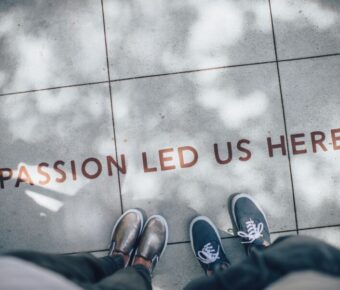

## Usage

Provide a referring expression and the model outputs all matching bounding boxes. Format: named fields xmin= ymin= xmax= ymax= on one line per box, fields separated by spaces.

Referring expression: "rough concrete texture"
xmin=0 ymin=0 xmax=339 ymax=289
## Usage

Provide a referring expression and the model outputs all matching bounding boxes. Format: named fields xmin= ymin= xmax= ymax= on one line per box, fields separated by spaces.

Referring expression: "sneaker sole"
xmin=189 ymin=216 xmax=226 ymax=259
xmin=229 ymin=193 xmax=269 ymax=234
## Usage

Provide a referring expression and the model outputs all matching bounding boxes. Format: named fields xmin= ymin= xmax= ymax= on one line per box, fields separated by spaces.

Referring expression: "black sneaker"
xmin=229 ymin=193 xmax=271 ymax=255
xmin=190 ymin=216 xmax=230 ymax=275
xmin=132 ymin=215 xmax=168 ymax=275
xmin=109 ymin=209 xmax=144 ymax=267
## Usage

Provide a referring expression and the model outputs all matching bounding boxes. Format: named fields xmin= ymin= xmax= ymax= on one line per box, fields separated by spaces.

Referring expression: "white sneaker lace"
xmin=237 ymin=218 xmax=264 ymax=244
xmin=197 ymin=242 xmax=220 ymax=264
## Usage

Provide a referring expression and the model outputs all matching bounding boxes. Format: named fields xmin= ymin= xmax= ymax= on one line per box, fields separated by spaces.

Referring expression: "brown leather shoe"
xmin=109 ymin=209 xmax=144 ymax=267
xmin=133 ymin=215 xmax=168 ymax=274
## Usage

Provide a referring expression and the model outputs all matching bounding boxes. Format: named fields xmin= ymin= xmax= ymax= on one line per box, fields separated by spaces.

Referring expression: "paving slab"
xmin=0 ymin=0 xmax=107 ymax=95
xmin=279 ymin=56 xmax=340 ymax=229
xmin=0 ymin=84 xmax=121 ymax=253
xmin=103 ymin=0 xmax=275 ymax=79
xmin=271 ymin=0 xmax=340 ymax=60
xmin=112 ymin=63 xmax=296 ymax=244
xmin=300 ymin=226 xmax=340 ymax=249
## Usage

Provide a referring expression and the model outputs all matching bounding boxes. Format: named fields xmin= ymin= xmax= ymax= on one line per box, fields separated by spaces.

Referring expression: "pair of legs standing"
xmin=4 ymin=250 xmax=149 ymax=290
xmin=186 ymin=193 xmax=340 ymax=290
xmin=3 ymin=194 xmax=340 ymax=289
xmin=4 ymin=211 xmax=168 ymax=290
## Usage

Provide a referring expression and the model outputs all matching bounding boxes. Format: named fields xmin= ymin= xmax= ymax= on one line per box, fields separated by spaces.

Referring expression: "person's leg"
xmin=185 ymin=235 xmax=340 ymax=290
xmin=183 ymin=274 xmax=221 ymax=290
xmin=2 ymin=208 xmax=145 ymax=287
xmin=93 ymin=215 xmax=168 ymax=290
xmin=95 ymin=265 xmax=152 ymax=290
xmin=186 ymin=193 xmax=272 ymax=290
xmin=4 ymin=251 xmax=124 ymax=284
xmin=185 ymin=193 xmax=340 ymax=290
xmin=213 ymin=235 xmax=340 ymax=290
xmin=223 ymin=193 xmax=340 ymax=289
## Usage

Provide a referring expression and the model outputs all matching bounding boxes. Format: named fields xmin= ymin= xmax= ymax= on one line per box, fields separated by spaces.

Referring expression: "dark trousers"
xmin=184 ymin=236 xmax=340 ymax=290
xmin=4 ymin=251 xmax=152 ymax=290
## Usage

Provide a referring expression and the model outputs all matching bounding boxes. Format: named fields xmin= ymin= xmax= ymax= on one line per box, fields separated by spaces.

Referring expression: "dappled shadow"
xmin=0 ymin=0 xmax=107 ymax=94
xmin=104 ymin=0 xmax=276 ymax=79
xmin=105 ymin=0 xmax=340 ymax=251
xmin=279 ymin=55 xmax=340 ymax=229
xmin=271 ymin=0 xmax=340 ymax=59
xmin=112 ymin=62 xmax=297 ymax=244
xmin=0 ymin=4 xmax=339 ymax=288
xmin=0 ymin=83 xmax=122 ymax=253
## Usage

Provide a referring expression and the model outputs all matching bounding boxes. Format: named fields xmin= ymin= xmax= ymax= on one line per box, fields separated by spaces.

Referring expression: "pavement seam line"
xmin=1 ymin=54 xmax=340 ymax=97
xmin=268 ymin=0 xmax=299 ymax=234
xmin=100 ymin=0 xmax=124 ymax=214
